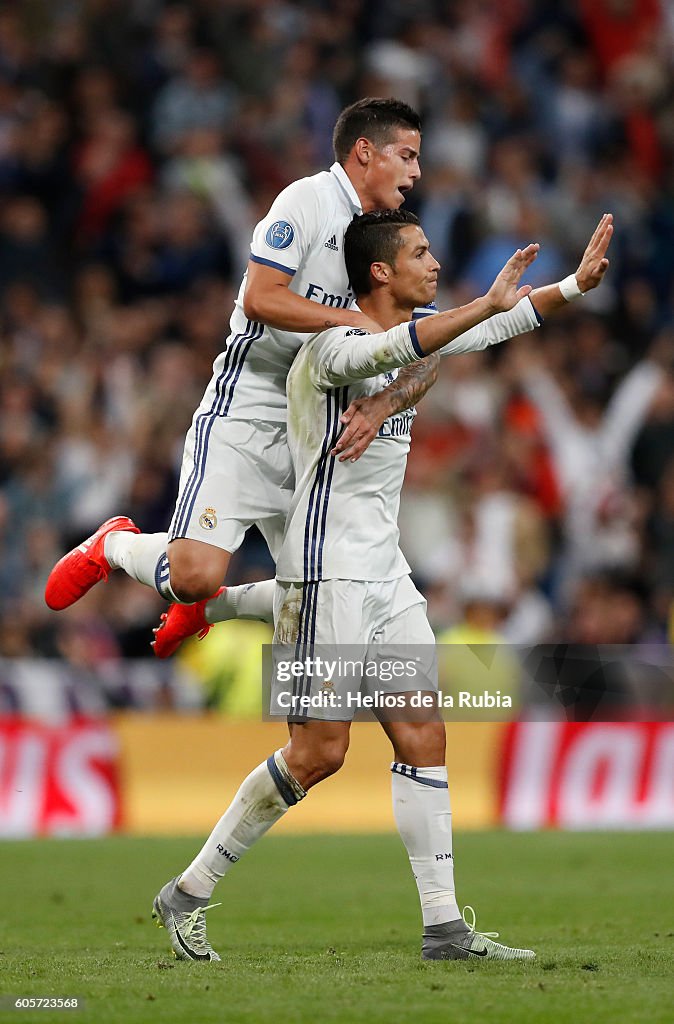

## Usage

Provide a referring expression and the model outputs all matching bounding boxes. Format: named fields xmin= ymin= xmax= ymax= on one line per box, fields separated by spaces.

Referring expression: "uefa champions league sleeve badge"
xmin=265 ymin=221 xmax=295 ymax=249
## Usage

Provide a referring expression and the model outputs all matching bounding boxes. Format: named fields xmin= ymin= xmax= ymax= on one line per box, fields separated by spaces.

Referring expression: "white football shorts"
xmin=270 ymin=575 xmax=438 ymax=721
xmin=168 ymin=417 xmax=293 ymax=560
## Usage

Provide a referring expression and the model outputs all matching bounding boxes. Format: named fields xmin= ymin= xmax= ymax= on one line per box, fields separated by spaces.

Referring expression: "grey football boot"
xmin=152 ymin=876 xmax=222 ymax=961
xmin=422 ymin=906 xmax=536 ymax=962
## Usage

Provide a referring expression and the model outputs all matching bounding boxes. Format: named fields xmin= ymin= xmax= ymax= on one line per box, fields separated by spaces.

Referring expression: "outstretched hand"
xmin=575 ymin=213 xmax=613 ymax=293
xmin=485 ymin=243 xmax=540 ymax=314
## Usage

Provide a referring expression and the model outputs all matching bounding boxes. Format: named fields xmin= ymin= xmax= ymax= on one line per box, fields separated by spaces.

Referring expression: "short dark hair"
xmin=332 ymin=97 xmax=421 ymax=163
xmin=344 ymin=209 xmax=420 ymax=296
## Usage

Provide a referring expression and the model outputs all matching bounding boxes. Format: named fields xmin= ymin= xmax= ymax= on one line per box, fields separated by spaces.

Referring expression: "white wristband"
xmin=558 ymin=274 xmax=584 ymax=301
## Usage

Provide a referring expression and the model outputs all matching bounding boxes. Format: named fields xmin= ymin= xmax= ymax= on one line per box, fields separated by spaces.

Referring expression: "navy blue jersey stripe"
xmin=301 ymin=582 xmax=320 ymax=713
xmin=171 ymin=320 xmax=254 ymax=536
xmin=408 ymin=320 xmax=424 ymax=358
xmin=315 ymin=387 xmax=348 ymax=581
xmin=292 ymin=580 xmax=319 ymax=716
xmin=530 ymin=301 xmax=544 ymax=325
xmin=412 ymin=302 xmax=437 ymax=320
xmin=184 ymin=322 xmax=263 ymax=524
xmin=171 ymin=320 xmax=262 ymax=537
xmin=172 ymin=403 xmax=212 ymax=537
xmin=307 ymin=389 xmax=340 ymax=581
xmin=309 ymin=389 xmax=339 ymax=579
xmin=289 ymin=386 xmax=347 ymax=717
xmin=304 ymin=577 xmax=319 ymax=677
xmin=302 ymin=388 xmax=339 ymax=581
xmin=293 ymin=580 xmax=312 ymax=674
xmin=217 ymin=323 xmax=261 ymax=418
xmin=249 ymin=254 xmax=296 ymax=276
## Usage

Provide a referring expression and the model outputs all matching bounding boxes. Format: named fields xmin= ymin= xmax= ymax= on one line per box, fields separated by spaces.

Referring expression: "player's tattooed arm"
xmin=331 ymin=355 xmax=440 ymax=463
xmin=381 ymin=355 xmax=440 ymax=413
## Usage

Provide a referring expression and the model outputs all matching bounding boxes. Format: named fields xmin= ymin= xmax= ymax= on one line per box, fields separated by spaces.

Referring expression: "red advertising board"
xmin=0 ymin=718 xmax=121 ymax=837
xmin=499 ymin=721 xmax=674 ymax=829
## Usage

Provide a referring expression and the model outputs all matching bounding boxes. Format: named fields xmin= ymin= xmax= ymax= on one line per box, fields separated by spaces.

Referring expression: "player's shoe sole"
xmin=422 ymin=906 xmax=536 ymax=962
xmin=44 ymin=516 xmax=139 ymax=610
xmin=151 ymin=586 xmax=225 ymax=658
xmin=152 ymin=877 xmax=221 ymax=961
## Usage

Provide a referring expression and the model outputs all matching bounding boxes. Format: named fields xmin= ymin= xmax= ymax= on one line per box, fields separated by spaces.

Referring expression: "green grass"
xmin=0 ymin=832 xmax=672 ymax=1023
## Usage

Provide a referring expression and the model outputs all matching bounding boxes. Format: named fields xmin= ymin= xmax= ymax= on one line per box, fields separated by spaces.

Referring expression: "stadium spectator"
xmin=1 ymin=0 xmax=674 ymax=682
xmin=512 ymin=341 xmax=665 ymax=603
xmin=151 ymin=48 xmax=238 ymax=155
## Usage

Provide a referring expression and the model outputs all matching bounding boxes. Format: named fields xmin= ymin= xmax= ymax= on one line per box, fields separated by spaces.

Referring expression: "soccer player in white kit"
xmin=45 ymin=99 xmax=439 ymax=617
xmin=150 ymin=210 xmax=615 ymax=962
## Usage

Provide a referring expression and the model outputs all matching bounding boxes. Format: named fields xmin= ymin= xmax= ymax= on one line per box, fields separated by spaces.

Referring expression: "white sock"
xmin=205 ymin=579 xmax=275 ymax=624
xmin=391 ymin=763 xmax=461 ymax=926
xmin=104 ymin=532 xmax=181 ymax=602
xmin=179 ymin=750 xmax=305 ymax=899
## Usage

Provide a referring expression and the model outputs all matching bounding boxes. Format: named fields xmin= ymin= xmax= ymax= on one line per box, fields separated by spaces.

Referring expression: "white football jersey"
xmin=275 ymin=297 xmax=541 ymax=583
xmin=193 ymin=162 xmax=435 ymax=424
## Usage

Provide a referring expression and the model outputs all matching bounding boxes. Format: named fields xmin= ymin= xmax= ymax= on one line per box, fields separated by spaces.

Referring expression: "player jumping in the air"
xmin=151 ymin=210 xmax=613 ymax=962
xmin=45 ymin=99 xmax=440 ymax=618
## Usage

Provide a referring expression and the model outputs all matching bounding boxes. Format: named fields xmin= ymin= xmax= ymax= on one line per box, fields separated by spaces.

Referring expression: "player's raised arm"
xmin=398 ymin=214 xmax=613 ymax=365
xmin=527 ymin=213 xmax=613 ymax=317
xmin=316 ymin=245 xmax=539 ymax=387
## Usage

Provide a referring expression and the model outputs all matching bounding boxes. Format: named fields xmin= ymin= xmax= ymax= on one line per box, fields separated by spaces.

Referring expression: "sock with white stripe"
xmin=205 ymin=579 xmax=275 ymax=624
xmin=391 ymin=763 xmax=461 ymax=926
xmin=178 ymin=750 xmax=306 ymax=900
xmin=103 ymin=532 xmax=181 ymax=601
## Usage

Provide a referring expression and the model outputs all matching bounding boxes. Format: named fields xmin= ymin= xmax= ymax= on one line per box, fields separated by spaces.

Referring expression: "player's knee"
xmin=321 ymin=742 xmax=348 ymax=777
xmin=168 ymin=565 xmax=223 ymax=603
xmin=167 ymin=546 xmax=225 ymax=603
xmin=307 ymin=739 xmax=348 ymax=785
xmin=284 ymin=724 xmax=349 ymax=789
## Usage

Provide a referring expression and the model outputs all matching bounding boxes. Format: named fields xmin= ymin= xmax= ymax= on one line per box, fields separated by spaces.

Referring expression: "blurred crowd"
xmin=2 ymin=0 xmax=674 ymax=699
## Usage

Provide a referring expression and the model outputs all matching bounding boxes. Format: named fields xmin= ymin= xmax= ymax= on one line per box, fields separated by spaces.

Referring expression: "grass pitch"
xmin=0 ymin=831 xmax=671 ymax=1024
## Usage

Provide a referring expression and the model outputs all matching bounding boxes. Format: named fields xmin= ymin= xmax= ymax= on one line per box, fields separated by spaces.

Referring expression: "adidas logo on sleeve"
xmin=324 ymin=235 xmax=339 ymax=251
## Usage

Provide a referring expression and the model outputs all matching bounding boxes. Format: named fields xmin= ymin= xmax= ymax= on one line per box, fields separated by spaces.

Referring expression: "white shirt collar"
xmin=330 ymin=161 xmax=363 ymax=213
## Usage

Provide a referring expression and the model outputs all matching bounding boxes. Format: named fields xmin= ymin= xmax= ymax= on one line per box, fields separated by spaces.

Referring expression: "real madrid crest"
xmin=199 ymin=507 xmax=218 ymax=531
